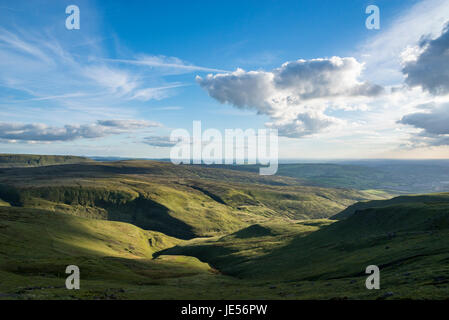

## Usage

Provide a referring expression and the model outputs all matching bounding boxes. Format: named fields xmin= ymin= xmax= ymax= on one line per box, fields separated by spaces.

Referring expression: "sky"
xmin=1 ymin=0 xmax=449 ymax=159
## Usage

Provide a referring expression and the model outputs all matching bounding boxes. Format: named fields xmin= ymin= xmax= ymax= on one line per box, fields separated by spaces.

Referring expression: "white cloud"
xmin=82 ymin=65 xmax=139 ymax=96
xmin=130 ymin=83 xmax=187 ymax=101
xmin=105 ymin=55 xmax=228 ymax=73
xmin=197 ymin=57 xmax=383 ymax=137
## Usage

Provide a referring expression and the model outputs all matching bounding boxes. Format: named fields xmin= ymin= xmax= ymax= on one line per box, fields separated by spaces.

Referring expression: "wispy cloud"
xmin=105 ymin=55 xmax=228 ymax=73
xmin=0 ymin=27 xmax=51 ymax=63
xmin=130 ymin=83 xmax=188 ymax=101
xmin=151 ymin=106 xmax=183 ymax=111
xmin=0 ymin=24 xmax=218 ymax=121
xmin=16 ymin=93 xmax=87 ymax=102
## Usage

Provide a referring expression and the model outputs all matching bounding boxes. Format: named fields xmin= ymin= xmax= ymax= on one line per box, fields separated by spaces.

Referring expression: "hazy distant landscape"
xmin=1 ymin=154 xmax=449 ymax=299
xmin=207 ymin=160 xmax=449 ymax=194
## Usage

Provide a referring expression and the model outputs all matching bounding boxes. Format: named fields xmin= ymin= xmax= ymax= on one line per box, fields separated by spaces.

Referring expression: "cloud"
xmin=143 ymin=136 xmax=186 ymax=148
xmin=398 ymin=102 xmax=449 ymax=146
xmin=105 ymin=55 xmax=228 ymax=73
xmin=0 ymin=27 xmax=202 ymax=111
xmin=395 ymin=17 xmax=449 ymax=147
xmin=0 ymin=27 xmax=51 ymax=64
xmin=266 ymin=112 xmax=342 ymax=138
xmin=130 ymin=83 xmax=188 ymax=101
xmin=273 ymin=57 xmax=383 ymax=99
xmin=358 ymin=0 xmax=449 ymax=85
xmin=82 ymin=65 xmax=139 ymax=96
xmin=197 ymin=57 xmax=383 ymax=137
xmin=151 ymin=106 xmax=183 ymax=111
xmin=402 ymin=22 xmax=449 ymax=95
xmin=96 ymin=119 xmax=162 ymax=129
xmin=0 ymin=120 xmax=161 ymax=143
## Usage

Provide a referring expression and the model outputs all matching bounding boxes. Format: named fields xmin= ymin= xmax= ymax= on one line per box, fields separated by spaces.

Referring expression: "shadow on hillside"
xmin=0 ymin=163 xmax=164 ymax=178
xmin=103 ymin=197 xmax=197 ymax=240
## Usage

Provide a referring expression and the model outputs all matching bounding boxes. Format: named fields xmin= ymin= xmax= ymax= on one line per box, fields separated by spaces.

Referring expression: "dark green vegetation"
xmin=333 ymin=193 xmax=449 ymax=220
xmin=0 ymin=154 xmax=92 ymax=168
xmin=0 ymin=155 xmax=448 ymax=299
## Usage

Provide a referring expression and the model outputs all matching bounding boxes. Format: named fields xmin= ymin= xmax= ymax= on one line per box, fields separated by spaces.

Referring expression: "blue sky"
xmin=1 ymin=0 xmax=449 ymax=159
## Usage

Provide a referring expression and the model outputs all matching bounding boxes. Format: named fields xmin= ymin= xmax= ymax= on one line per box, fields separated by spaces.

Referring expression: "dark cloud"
xmin=273 ymin=58 xmax=384 ymax=99
xmin=196 ymin=69 xmax=273 ymax=112
xmin=143 ymin=136 xmax=181 ymax=148
xmin=399 ymin=102 xmax=449 ymax=146
xmin=399 ymin=102 xmax=449 ymax=135
xmin=403 ymin=23 xmax=449 ymax=95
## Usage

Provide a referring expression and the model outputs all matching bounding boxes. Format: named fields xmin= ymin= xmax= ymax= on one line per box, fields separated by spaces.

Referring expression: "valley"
xmin=0 ymin=155 xmax=448 ymax=299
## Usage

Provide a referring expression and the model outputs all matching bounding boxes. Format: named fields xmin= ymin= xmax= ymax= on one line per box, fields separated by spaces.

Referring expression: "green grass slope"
xmin=0 ymin=206 xmax=224 ymax=299
xmin=0 ymin=160 xmax=389 ymax=239
xmin=2 ymin=192 xmax=449 ymax=299
xmin=332 ymin=193 xmax=449 ymax=220
xmin=162 ymin=196 xmax=449 ymax=299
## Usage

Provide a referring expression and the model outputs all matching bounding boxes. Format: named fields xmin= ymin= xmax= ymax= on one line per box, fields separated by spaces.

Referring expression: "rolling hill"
xmin=332 ymin=193 xmax=449 ymax=220
xmin=0 ymin=160 xmax=389 ymax=239
xmin=161 ymin=195 xmax=449 ymax=299
xmin=0 ymin=155 xmax=448 ymax=300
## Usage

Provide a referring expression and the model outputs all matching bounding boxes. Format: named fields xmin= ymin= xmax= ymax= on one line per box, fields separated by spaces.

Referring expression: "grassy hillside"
xmin=0 ymin=154 xmax=92 ymax=168
xmin=332 ymin=193 xmax=449 ymax=220
xmin=1 ymin=189 xmax=449 ymax=299
xmin=0 ymin=160 xmax=389 ymax=239
xmin=2 ymin=156 xmax=448 ymax=299
xmin=0 ymin=206 xmax=230 ymax=300
xmin=161 ymin=197 xmax=449 ymax=299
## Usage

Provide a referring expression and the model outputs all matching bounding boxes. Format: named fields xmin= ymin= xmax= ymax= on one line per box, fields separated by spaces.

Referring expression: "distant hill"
xmin=0 ymin=154 xmax=92 ymax=168
xmin=0 ymin=159 xmax=389 ymax=239
xmin=332 ymin=193 xmax=449 ymax=220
